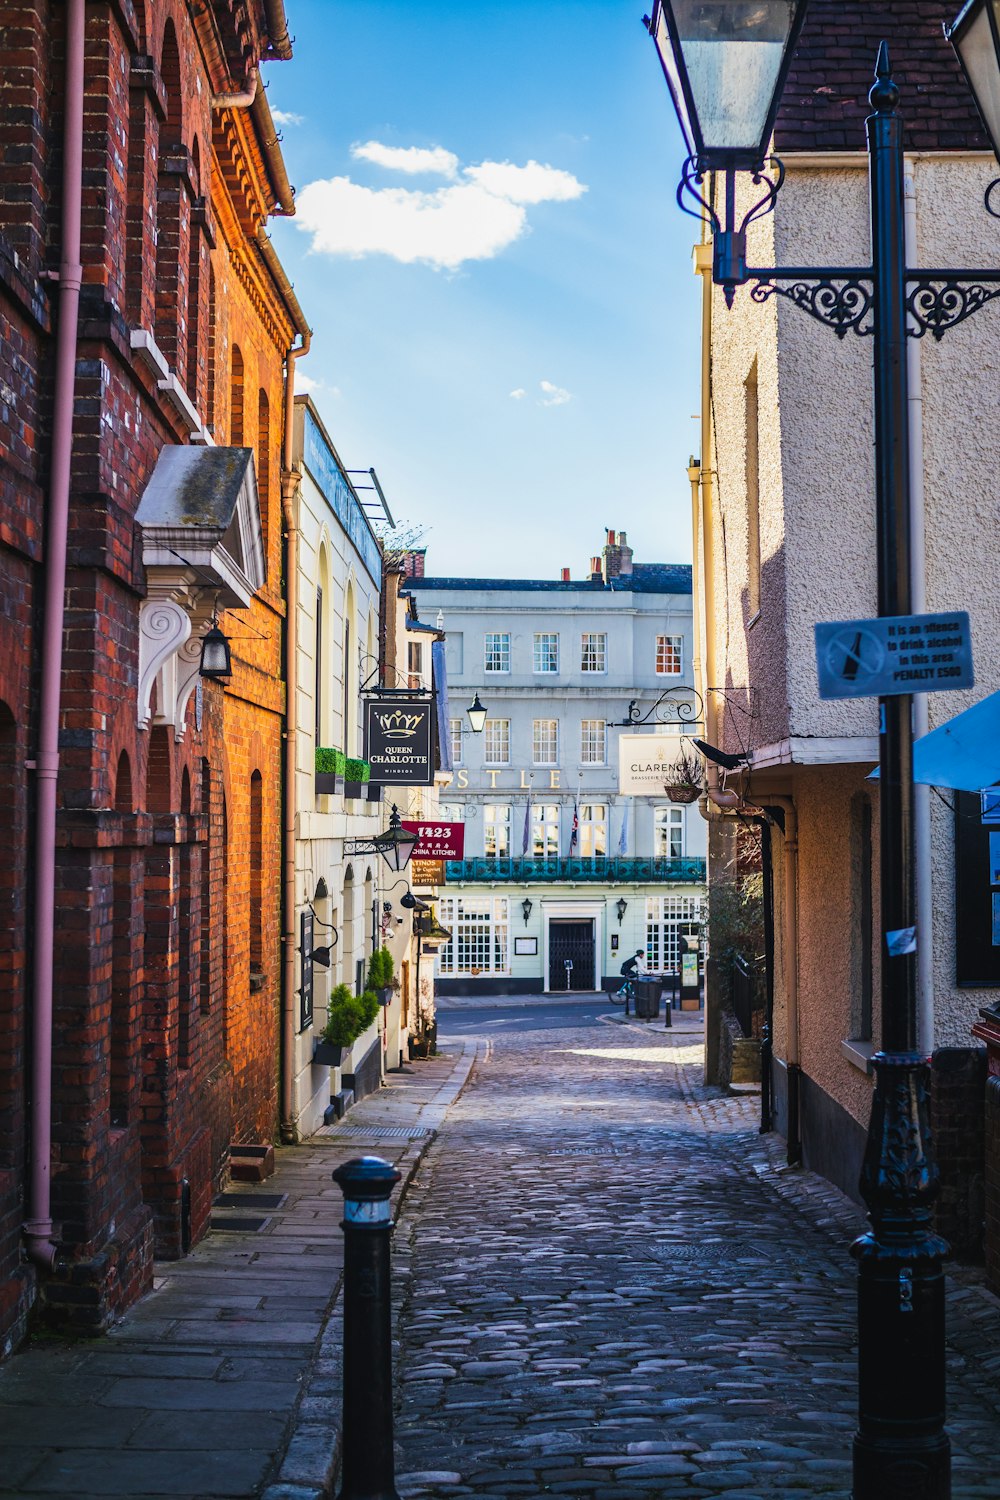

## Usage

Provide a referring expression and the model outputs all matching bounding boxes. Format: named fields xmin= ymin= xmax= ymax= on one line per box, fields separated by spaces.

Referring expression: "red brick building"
xmin=0 ymin=0 xmax=308 ymax=1351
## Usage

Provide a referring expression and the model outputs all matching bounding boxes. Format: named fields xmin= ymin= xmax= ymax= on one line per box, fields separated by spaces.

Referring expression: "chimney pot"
xmin=560 ymin=567 xmax=570 ymax=581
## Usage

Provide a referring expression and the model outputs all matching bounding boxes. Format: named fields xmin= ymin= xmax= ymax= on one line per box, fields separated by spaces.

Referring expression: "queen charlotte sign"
xmin=364 ymin=698 xmax=435 ymax=786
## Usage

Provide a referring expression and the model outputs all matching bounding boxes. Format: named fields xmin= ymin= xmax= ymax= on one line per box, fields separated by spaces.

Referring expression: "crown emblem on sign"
xmin=377 ymin=710 xmax=421 ymax=738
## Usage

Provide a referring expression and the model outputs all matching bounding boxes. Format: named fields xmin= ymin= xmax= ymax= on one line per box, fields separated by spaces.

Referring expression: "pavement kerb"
xmin=258 ymin=1037 xmax=482 ymax=1500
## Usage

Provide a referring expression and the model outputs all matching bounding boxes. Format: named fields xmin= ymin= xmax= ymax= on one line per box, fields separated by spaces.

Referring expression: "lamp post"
xmin=644 ymin=6 xmax=1000 ymax=1495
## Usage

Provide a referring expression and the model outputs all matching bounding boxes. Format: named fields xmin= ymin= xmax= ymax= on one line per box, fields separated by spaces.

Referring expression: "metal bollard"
xmin=333 ymin=1155 xmax=402 ymax=1500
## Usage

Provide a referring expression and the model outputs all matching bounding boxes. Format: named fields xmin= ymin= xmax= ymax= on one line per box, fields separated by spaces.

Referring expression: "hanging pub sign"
xmin=364 ymin=697 xmax=435 ymax=786
xmin=402 ymin=820 xmax=465 ymax=859
xmin=618 ymin=732 xmax=684 ymax=795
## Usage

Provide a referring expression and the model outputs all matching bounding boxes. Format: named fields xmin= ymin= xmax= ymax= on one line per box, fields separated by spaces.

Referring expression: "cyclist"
xmin=614 ymin=948 xmax=646 ymax=1004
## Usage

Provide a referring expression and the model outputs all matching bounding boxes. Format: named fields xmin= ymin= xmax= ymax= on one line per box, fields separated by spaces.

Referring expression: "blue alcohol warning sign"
xmin=815 ymin=611 xmax=973 ymax=700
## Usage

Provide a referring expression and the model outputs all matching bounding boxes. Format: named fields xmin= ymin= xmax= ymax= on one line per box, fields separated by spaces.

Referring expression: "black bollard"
xmin=333 ymin=1155 xmax=402 ymax=1500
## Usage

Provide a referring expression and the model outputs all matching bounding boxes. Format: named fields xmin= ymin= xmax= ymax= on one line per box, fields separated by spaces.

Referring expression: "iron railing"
xmin=443 ymin=856 xmax=707 ymax=885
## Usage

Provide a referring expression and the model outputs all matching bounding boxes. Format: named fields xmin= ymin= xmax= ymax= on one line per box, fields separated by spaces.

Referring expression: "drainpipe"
xmin=211 ymin=68 xmax=258 ymax=110
xmin=25 ymin=0 xmax=85 ymax=1270
xmin=279 ymin=328 xmax=311 ymax=1144
xmin=904 ymin=160 xmax=934 ymax=1058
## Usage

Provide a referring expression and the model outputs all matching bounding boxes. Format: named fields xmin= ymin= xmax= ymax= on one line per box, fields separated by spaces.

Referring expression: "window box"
xmin=316 ymin=746 xmax=346 ymax=795
xmin=344 ymin=757 xmax=371 ymax=798
xmin=312 ymin=1038 xmax=343 ymax=1067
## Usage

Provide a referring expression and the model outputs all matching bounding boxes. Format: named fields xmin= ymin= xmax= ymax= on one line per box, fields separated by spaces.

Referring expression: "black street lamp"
xmin=645 ymin=6 xmax=1000 ymax=1496
xmin=466 ymin=693 xmax=488 ymax=734
xmin=376 ymin=805 xmax=420 ymax=874
xmin=198 ymin=622 xmax=232 ymax=682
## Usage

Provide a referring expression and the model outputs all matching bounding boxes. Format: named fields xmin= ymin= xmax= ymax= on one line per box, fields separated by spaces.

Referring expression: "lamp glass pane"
xmin=665 ymin=0 xmax=799 ymax=155
xmin=954 ymin=2 xmax=1000 ymax=157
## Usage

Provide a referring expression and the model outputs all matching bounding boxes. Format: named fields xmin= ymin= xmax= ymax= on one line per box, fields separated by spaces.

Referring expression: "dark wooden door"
xmin=548 ymin=919 xmax=595 ymax=990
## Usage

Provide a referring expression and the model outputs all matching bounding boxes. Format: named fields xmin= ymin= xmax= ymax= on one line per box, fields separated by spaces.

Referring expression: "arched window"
xmin=178 ymin=768 xmax=194 ymax=1069
xmin=249 ymin=771 xmax=263 ymax=988
xmin=110 ymin=749 xmax=136 ymax=1127
xmin=230 ymin=345 xmax=244 ymax=446
xmin=154 ymin=21 xmax=186 ymax=369
xmin=186 ymin=138 xmax=205 ymax=407
xmin=206 ymin=265 xmax=217 ymax=434
xmin=125 ymin=0 xmax=153 ymax=326
xmin=147 ymin=725 xmax=172 ymax=814
xmin=343 ymin=580 xmax=357 ymax=755
xmin=257 ymin=388 xmax=271 ymax=552
xmin=0 ymin=704 xmax=21 ymax=1167
xmin=199 ymin=759 xmax=213 ymax=1014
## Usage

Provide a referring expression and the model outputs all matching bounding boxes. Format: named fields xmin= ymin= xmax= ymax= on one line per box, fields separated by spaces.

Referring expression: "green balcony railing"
xmin=443 ymin=856 xmax=706 ymax=885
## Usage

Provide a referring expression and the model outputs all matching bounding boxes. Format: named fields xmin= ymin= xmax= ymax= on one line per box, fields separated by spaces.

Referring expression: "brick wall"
xmin=0 ymin=0 xmax=301 ymax=1349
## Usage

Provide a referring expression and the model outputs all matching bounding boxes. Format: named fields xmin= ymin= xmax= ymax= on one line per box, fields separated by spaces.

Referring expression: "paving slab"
xmin=0 ymin=1042 xmax=478 ymax=1500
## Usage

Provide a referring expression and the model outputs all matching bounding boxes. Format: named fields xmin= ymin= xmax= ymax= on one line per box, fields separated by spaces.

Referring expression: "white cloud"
xmin=352 ymin=141 xmax=459 ymax=178
xmin=463 ymin=159 xmax=586 ymax=205
xmin=271 ymin=109 xmax=304 ymax=127
xmin=296 ymin=178 xmax=527 ymax=270
xmin=296 ymin=142 xmax=587 ymax=270
xmin=295 ymin=371 xmax=341 ymax=399
xmin=509 ymin=388 xmax=526 ymax=400
xmin=539 ymin=380 xmax=572 ymax=407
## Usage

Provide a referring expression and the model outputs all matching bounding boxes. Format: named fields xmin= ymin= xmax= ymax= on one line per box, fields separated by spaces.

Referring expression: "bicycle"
xmin=609 ymin=977 xmax=636 ymax=1012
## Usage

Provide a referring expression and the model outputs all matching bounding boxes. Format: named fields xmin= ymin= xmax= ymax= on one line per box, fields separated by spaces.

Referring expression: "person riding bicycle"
xmin=616 ymin=949 xmax=646 ymax=998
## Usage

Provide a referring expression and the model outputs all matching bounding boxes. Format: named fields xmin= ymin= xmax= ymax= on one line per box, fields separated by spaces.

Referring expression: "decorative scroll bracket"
xmin=610 ymin=685 xmax=704 ymax=730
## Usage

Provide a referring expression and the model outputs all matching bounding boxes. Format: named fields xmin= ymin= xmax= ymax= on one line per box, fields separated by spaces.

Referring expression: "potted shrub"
xmin=366 ymin=946 xmax=395 ymax=1005
xmin=315 ymin=746 xmax=346 ymax=795
xmin=344 ymin=756 xmax=371 ymax=800
xmin=664 ymin=747 xmax=704 ymax=805
xmin=313 ymin=983 xmax=379 ymax=1064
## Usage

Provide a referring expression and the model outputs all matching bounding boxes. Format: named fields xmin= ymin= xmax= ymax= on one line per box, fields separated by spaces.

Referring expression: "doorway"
xmin=548 ymin=919 xmax=595 ymax=990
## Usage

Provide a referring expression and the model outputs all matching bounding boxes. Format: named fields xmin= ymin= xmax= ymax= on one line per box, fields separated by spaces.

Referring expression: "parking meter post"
xmin=333 ymin=1156 xmax=402 ymax=1500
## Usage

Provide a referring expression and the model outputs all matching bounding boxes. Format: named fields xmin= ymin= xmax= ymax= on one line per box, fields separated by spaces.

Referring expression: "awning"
xmin=869 ymin=690 xmax=1000 ymax=791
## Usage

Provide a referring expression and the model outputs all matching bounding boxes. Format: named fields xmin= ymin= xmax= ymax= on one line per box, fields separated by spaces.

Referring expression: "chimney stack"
xmin=590 ymin=555 xmax=603 ymax=584
xmin=560 ymin=567 xmax=571 ymax=581
xmin=602 ymin=528 xmax=633 ymax=581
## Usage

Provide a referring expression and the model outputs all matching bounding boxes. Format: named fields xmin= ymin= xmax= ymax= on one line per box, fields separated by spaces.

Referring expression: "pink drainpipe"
xmin=24 ymin=0 xmax=85 ymax=1269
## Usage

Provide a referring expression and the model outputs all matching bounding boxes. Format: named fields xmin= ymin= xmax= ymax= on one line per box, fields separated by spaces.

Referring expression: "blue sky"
xmin=266 ymin=1 xmax=699 ymax=579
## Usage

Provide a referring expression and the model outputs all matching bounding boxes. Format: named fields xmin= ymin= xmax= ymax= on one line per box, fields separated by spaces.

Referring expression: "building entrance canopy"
xmin=869 ymin=690 xmax=1000 ymax=792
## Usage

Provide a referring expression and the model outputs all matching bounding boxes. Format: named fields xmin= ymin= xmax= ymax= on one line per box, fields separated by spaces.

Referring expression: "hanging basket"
xmin=665 ymin=784 xmax=701 ymax=804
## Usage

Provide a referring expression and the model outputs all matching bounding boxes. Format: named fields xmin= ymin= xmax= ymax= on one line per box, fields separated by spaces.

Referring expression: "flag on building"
xmin=568 ymin=799 xmax=579 ymax=855
xmin=617 ymin=806 xmax=629 ymax=856
xmin=521 ymin=797 xmax=531 ymax=856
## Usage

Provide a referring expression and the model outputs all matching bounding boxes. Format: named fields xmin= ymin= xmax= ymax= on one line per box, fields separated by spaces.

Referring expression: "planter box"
xmin=315 ymin=772 xmax=344 ymax=796
xmin=343 ymin=781 xmax=367 ymax=800
xmin=312 ymin=1039 xmax=343 ymax=1066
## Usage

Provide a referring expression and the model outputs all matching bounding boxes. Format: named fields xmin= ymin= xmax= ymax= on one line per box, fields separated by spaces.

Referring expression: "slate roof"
xmin=405 ymin=563 xmax=692 ymax=597
xmin=774 ymin=1 xmax=988 ymax=154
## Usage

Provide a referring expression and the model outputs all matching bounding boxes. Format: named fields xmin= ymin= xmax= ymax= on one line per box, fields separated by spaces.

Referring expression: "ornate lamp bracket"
xmin=749 ymin=273 xmax=875 ymax=338
xmin=610 ymin=685 xmax=704 ymax=730
xmin=678 ymin=156 xmax=786 ymax=307
xmin=905 ymin=273 xmax=1000 ymax=340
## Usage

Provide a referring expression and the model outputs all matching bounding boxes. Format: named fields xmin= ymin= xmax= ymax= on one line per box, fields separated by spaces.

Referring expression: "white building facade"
xmin=407 ymin=533 xmax=707 ymax=993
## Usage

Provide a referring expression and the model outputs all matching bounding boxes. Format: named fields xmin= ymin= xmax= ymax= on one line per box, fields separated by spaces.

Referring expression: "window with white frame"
xmin=580 ymin=719 xmax=606 ymax=764
xmin=646 ymin=894 xmax=702 ymax=972
xmin=484 ymin=804 xmax=512 ymax=857
xmin=449 ymin=717 xmax=463 ymax=765
xmin=532 ymin=718 xmax=558 ymax=765
xmin=655 ymin=634 xmax=683 ymax=675
xmin=580 ymin=632 xmax=607 ymax=673
xmin=533 ymin=632 xmax=559 ymax=673
xmin=654 ymin=805 xmax=686 ymax=858
xmin=436 ymin=896 xmax=510 ymax=976
xmin=531 ymin=804 xmax=560 ymax=860
xmin=580 ymin=803 xmax=607 ymax=858
xmin=484 ymin=632 xmax=510 ymax=673
xmin=484 ymin=718 xmax=510 ymax=765
xmin=408 ymin=640 xmax=424 ymax=676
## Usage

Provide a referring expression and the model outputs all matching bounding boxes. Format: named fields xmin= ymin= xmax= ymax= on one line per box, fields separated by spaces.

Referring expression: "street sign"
xmin=364 ymin=697 xmax=435 ymax=785
xmin=411 ymin=858 xmax=445 ymax=889
xmin=815 ymin=611 xmax=973 ymax=700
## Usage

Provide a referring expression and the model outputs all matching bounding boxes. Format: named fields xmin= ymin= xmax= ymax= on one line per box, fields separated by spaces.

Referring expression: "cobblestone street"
xmin=394 ymin=1003 xmax=1000 ymax=1499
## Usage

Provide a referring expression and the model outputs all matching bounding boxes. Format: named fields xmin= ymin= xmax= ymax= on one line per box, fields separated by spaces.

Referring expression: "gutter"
xmin=25 ymin=0 xmax=85 ymax=1270
xmin=253 ymin=86 xmax=296 ymax=217
xmin=263 ymin=0 xmax=293 ymax=61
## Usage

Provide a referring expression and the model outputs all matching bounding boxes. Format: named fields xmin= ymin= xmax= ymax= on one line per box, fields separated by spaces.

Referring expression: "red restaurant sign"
xmin=402 ymin=821 xmax=465 ymax=860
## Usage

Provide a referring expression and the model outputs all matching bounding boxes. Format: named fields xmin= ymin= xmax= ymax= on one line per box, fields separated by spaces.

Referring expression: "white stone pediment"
xmin=135 ymin=445 xmax=266 ymax=736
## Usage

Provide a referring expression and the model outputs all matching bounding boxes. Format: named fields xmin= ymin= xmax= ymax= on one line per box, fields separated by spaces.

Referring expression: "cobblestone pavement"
xmin=393 ymin=1009 xmax=1000 ymax=1499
